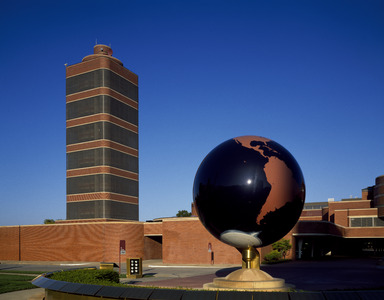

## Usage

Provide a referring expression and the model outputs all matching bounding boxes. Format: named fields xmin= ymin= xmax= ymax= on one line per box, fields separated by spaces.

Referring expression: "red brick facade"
xmin=162 ymin=218 xmax=241 ymax=265
xmin=0 ymin=222 xmax=144 ymax=262
xmin=1 ymin=175 xmax=383 ymax=263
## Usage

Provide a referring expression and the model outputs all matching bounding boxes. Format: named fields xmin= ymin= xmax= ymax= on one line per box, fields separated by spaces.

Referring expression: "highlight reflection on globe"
xmin=193 ymin=136 xmax=305 ymax=249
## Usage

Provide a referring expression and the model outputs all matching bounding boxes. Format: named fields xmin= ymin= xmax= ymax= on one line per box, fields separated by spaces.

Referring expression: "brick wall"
xmin=0 ymin=219 xmax=302 ymax=264
xmin=328 ymin=200 xmax=371 ymax=223
xmin=144 ymin=222 xmax=163 ymax=235
xmin=300 ymin=210 xmax=322 ymax=217
xmin=162 ymin=218 xmax=241 ymax=265
xmin=334 ymin=210 xmax=349 ymax=227
xmin=344 ymin=227 xmax=384 ymax=238
xmin=348 ymin=208 xmax=378 ymax=217
xmin=0 ymin=226 xmax=19 ymax=260
xmin=1 ymin=222 xmax=143 ymax=262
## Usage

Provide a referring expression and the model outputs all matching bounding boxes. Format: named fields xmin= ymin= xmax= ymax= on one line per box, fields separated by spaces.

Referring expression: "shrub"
xmin=272 ymin=239 xmax=292 ymax=259
xmin=263 ymin=250 xmax=282 ymax=262
xmin=48 ymin=269 xmax=120 ymax=286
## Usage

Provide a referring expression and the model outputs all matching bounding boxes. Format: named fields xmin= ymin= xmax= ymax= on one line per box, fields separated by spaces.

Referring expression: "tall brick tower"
xmin=66 ymin=45 xmax=139 ymax=220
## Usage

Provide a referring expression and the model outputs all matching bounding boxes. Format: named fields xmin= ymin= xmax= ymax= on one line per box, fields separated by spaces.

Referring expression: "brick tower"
xmin=66 ymin=45 xmax=139 ymax=220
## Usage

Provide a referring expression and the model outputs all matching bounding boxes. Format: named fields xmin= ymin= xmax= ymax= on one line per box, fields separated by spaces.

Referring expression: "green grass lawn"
xmin=0 ymin=274 xmax=38 ymax=294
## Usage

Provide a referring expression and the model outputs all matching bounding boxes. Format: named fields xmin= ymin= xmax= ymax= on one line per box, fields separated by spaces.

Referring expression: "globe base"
xmin=241 ymin=247 xmax=260 ymax=269
xmin=203 ymin=268 xmax=293 ymax=291
xmin=203 ymin=247 xmax=294 ymax=291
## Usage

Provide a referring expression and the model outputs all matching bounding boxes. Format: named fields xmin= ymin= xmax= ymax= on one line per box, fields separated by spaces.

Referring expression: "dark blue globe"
xmin=193 ymin=136 xmax=305 ymax=249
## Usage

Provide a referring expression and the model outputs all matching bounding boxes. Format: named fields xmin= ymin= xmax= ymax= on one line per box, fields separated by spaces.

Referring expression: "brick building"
xmin=66 ymin=45 xmax=139 ymax=220
xmin=293 ymin=174 xmax=384 ymax=259
xmin=1 ymin=175 xmax=383 ymax=264
xmin=0 ymin=46 xmax=383 ymax=264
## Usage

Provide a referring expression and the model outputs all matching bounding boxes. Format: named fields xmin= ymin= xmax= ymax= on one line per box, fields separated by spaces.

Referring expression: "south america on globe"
xmin=193 ymin=136 xmax=305 ymax=249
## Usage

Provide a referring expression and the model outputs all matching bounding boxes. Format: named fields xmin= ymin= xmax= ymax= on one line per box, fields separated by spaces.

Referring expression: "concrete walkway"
xmin=120 ymin=257 xmax=384 ymax=291
xmin=0 ymin=288 xmax=44 ymax=300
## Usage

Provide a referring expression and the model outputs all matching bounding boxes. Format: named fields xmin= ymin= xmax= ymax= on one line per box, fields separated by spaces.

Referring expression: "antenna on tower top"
xmin=95 ymin=38 xmax=98 ymax=45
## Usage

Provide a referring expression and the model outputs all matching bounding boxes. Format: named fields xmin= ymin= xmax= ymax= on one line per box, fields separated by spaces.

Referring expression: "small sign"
xmin=120 ymin=240 xmax=126 ymax=250
xmin=120 ymin=249 xmax=126 ymax=255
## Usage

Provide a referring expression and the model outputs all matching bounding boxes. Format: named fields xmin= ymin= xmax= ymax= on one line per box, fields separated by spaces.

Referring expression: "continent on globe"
xmin=193 ymin=135 xmax=305 ymax=249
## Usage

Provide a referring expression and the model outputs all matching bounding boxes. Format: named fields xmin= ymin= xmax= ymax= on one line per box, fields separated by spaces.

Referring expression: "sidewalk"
xmin=0 ymin=288 xmax=44 ymax=300
xmin=125 ymin=257 xmax=384 ymax=291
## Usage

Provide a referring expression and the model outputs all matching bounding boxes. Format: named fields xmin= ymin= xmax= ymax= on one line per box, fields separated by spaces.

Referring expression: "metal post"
xmin=241 ymin=247 xmax=260 ymax=269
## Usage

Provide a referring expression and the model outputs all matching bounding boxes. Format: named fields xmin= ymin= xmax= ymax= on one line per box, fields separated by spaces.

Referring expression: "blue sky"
xmin=0 ymin=0 xmax=383 ymax=225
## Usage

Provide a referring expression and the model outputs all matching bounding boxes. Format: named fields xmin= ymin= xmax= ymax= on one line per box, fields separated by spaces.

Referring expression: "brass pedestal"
xmin=203 ymin=247 xmax=293 ymax=291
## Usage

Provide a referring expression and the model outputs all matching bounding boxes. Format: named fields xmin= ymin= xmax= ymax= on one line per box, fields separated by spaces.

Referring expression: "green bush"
xmin=272 ymin=238 xmax=292 ymax=259
xmin=48 ymin=269 xmax=120 ymax=286
xmin=263 ymin=250 xmax=282 ymax=262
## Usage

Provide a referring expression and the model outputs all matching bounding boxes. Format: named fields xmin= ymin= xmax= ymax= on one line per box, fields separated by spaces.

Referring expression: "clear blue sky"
xmin=1 ymin=0 xmax=383 ymax=225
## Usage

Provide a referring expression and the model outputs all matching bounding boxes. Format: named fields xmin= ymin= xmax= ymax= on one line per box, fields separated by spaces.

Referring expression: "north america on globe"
xmin=193 ymin=135 xmax=305 ymax=249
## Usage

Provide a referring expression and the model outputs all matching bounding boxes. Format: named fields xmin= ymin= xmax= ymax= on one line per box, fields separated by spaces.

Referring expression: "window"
xmin=350 ymin=217 xmax=384 ymax=227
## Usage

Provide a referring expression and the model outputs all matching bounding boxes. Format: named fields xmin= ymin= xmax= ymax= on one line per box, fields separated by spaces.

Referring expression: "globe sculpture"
xmin=193 ymin=135 xmax=305 ymax=290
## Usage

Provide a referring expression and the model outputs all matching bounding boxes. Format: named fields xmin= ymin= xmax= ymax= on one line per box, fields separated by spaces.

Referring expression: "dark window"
xmin=67 ymin=200 xmax=138 ymax=220
xmin=109 ymin=97 xmax=138 ymax=124
xmin=67 ymin=174 xmax=105 ymax=194
xmin=106 ymin=148 xmax=138 ymax=172
xmin=67 ymin=148 xmax=103 ymax=169
xmin=361 ymin=218 xmax=373 ymax=227
xmin=106 ymin=123 xmax=138 ymax=148
xmin=67 ymin=122 xmax=104 ymax=145
xmin=66 ymin=96 xmax=104 ymax=120
xmin=67 ymin=148 xmax=138 ymax=173
xmin=350 ymin=217 xmax=380 ymax=227
xmin=67 ymin=122 xmax=138 ymax=149
xmin=66 ymin=95 xmax=138 ymax=125
xmin=67 ymin=174 xmax=138 ymax=196
xmin=66 ymin=69 xmax=103 ymax=95
xmin=350 ymin=218 xmax=362 ymax=227
xmin=66 ymin=69 xmax=138 ymax=101
xmin=106 ymin=70 xmax=138 ymax=101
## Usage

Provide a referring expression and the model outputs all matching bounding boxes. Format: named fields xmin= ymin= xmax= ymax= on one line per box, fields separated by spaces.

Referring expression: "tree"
xmin=176 ymin=210 xmax=192 ymax=217
xmin=272 ymin=238 xmax=292 ymax=259
xmin=44 ymin=219 xmax=55 ymax=224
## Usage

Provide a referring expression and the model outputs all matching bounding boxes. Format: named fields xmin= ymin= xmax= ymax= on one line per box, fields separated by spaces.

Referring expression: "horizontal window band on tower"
xmin=66 ymin=140 xmax=138 ymax=157
xmin=66 ymin=114 xmax=138 ymax=133
xmin=67 ymin=174 xmax=138 ymax=196
xmin=66 ymin=88 xmax=138 ymax=110
xmin=66 ymin=122 xmax=138 ymax=149
xmin=67 ymin=193 xmax=138 ymax=204
xmin=67 ymin=148 xmax=138 ymax=173
xmin=66 ymin=56 xmax=138 ymax=86
xmin=66 ymin=69 xmax=138 ymax=101
xmin=66 ymin=95 xmax=138 ymax=124
xmin=66 ymin=200 xmax=138 ymax=220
